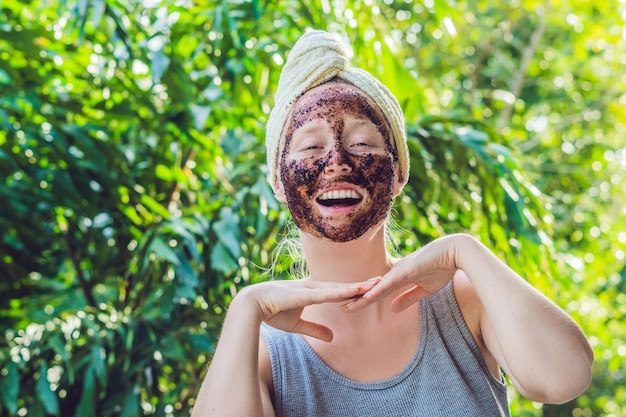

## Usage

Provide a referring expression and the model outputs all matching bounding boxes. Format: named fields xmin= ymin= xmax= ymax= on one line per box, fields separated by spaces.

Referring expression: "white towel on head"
xmin=265 ymin=30 xmax=409 ymax=187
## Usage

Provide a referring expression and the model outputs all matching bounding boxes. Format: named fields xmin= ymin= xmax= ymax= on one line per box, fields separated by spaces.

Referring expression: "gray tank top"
xmin=260 ymin=281 xmax=510 ymax=416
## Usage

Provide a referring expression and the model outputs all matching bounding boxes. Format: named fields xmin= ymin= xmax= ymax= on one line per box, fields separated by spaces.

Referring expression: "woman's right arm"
xmin=190 ymin=278 xmax=380 ymax=417
xmin=191 ymin=289 xmax=272 ymax=417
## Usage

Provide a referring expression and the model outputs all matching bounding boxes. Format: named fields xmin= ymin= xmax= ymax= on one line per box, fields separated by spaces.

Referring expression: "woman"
xmin=191 ymin=30 xmax=593 ymax=417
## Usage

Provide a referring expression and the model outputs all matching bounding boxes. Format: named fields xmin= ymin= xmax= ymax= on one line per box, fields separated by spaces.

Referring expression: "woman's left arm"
xmin=345 ymin=233 xmax=594 ymax=404
xmin=454 ymin=234 xmax=593 ymax=403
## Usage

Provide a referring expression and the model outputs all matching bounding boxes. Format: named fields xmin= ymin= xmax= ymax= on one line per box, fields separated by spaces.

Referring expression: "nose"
xmin=323 ymin=146 xmax=352 ymax=176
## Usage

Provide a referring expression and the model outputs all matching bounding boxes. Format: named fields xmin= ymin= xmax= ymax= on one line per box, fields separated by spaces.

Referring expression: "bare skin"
xmin=190 ymin=83 xmax=594 ymax=417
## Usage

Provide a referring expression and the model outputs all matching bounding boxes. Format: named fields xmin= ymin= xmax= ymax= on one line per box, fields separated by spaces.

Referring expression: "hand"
xmin=237 ymin=277 xmax=380 ymax=341
xmin=343 ymin=234 xmax=471 ymax=313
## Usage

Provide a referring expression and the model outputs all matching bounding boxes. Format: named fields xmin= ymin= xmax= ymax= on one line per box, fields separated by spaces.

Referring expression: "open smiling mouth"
xmin=316 ymin=189 xmax=363 ymax=208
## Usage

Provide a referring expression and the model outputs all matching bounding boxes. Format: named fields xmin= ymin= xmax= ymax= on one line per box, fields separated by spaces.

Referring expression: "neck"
xmin=300 ymin=223 xmax=394 ymax=283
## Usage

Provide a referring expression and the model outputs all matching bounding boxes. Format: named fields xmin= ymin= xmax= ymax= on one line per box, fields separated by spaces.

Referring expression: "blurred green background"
xmin=1 ymin=0 xmax=625 ymax=416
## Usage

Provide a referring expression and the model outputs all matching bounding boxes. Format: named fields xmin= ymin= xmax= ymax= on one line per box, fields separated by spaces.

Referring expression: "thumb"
xmin=294 ymin=319 xmax=334 ymax=342
xmin=390 ymin=285 xmax=433 ymax=312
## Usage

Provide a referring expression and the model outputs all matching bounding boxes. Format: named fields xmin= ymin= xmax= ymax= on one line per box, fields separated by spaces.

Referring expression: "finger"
xmin=303 ymin=277 xmax=381 ymax=304
xmin=304 ymin=277 xmax=380 ymax=291
xmin=341 ymin=282 xmax=387 ymax=310
xmin=341 ymin=272 xmax=417 ymax=312
xmin=390 ymin=285 xmax=432 ymax=312
xmin=349 ymin=277 xmax=382 ymax=294
xmin=361 ymin=273 xmax=406 ymax=302
xmin=341 ymin=295 xmax=371 ymax=312
xmin=293 ymin=320 xmax=334 ymax=342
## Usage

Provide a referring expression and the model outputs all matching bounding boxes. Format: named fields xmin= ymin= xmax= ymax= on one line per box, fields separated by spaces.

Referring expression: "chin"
xmin=300 ymin=221 xmax=386 ymax=244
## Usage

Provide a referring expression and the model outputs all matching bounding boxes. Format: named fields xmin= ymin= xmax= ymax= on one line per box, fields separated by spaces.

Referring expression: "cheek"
xmin=280 ymin=157 xmax=324 ymax=197
xmin=357 ymin=154 xmax=396 ymax=188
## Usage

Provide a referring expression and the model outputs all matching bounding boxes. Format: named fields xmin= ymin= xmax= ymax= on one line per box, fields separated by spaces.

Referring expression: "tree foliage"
xmin=1 ymin=0 xmax=624 ymax=416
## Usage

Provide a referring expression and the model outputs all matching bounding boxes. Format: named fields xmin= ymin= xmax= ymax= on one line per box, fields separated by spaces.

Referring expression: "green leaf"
xmin=210 ymin=241 xmax=238 ymax=274
xmin=140 ymin=194 xmax=171 ymax=219
xmin=149 ymin=237 xmax=180 ymax=264
xmin=159 ymin=335 xmax=185 ymax=360
xmin=185 ymin=333 xmax=214 ymax=353
xmin=167 ymin=216 xmax=202 ymax=241
xmin=90 ymin=345 xmax=107 ymax=387
xmin=251 ymin=175 xmax=280 ymax=211
xmin=175 ymin=255 xmax=198 ymax=286
xmin=212 ymin=207 xmax=242 ymax=259
xmin=151 ymin=50 xmax=170 ymax=83
xmin=73 ymin=367 xmax=95 ymax=417
xmin=455 ymin=126 xmax=489 ymax=144
xmin=119 ymin=389 xmax=140 ymax=417
xmin=0 ymin=68 xmax=11 ymax=84
xmin=155 ymin=164 xmax=174 ymax=181
xmin=175 ymin=283 xmax=196 ymax=300
xmin=48 ymin=334 xmax=73 ymax=384
xmin=0 ymin=361 xmax=19 ymax=416
xmin=122 ymin=205 xmax=143 ymax=225
xmin=35 ymin=363 xmax=60 ymax=416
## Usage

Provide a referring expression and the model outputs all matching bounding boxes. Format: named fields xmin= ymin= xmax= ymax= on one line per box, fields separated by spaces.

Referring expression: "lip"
xmin=315 ymin=184 xmax=365 ymax=214
xmin=315 ymin=184 xmax=364 ymax=199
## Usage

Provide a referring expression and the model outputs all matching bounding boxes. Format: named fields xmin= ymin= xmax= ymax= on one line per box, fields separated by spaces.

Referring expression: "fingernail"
xmin=342 ymin=300 xmax=356 ymax=310
xmin=367 ymin=277 xmax=381 ymax=284
xmin=363 ymin=289 xmax=376 ymax=299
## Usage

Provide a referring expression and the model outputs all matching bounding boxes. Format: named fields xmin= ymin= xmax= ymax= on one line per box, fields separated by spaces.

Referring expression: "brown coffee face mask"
xmin=279 ymin=83 xmax=399 ymax=242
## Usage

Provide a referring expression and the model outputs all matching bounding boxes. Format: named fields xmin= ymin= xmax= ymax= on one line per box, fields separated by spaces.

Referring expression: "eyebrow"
xmin=345 ymin=118 xmax=380 ymax=130
xmin=291 ymin=118 xmax=327 ymax=134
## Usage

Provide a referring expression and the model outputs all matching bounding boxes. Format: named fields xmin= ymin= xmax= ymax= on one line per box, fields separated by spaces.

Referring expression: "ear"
xmin=392 ymin=164 xmax=405 ymax=198
xmin=272 ymin=175 xmax=287 ymax=203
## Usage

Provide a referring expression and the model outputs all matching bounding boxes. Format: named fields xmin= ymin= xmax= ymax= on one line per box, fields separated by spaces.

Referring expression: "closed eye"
xmin=349 ymin=138 xmax=373 ymax=147
xmin=296 ymin=144 xmax=325 ymax=155
xmin=349 ymin=139 xmax=382 ymax=151
xmin=292 ymin=139 xmax=326 ymax=153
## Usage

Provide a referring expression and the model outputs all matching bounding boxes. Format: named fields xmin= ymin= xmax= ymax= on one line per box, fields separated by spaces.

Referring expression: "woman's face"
xmin=276 ymin=82 xmax=401 ymax=242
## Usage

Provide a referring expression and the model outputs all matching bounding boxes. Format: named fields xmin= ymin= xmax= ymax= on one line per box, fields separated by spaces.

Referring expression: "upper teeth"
xmin=318 ymin=190 xmax=361 ymax=200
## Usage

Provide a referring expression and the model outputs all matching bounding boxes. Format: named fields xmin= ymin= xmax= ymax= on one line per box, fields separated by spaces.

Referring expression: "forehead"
xmin=284 ymin=82 xmax=392 ymax=146
xmin=291 ymin=82 xmax=382 ymax=119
